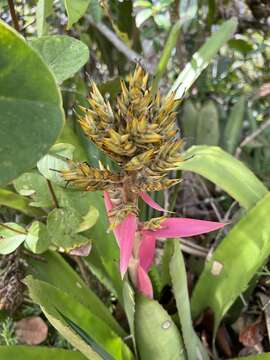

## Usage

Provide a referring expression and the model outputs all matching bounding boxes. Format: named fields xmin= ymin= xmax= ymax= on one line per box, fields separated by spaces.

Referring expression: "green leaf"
xmin=25 ymin=276 xmax=134 ymax=360
xmin=123 ymin=281 xmax=137 ymax=356
xmin=13 ymin=171 xmax=54 ymax=208
xmin=135 ymin=295 xmax=185 ymax=360
xmin=169 ymin=18 xmax=237 ymax=100
xmin=0 ymin=20 xmax=64 ymax=185
xmin=0 ymin=346 xmax=86 ymax=360
xmin=0 ymin=188 xmax=44 ymax=217
xmin=25 ymin=221 xmax=51 ymax=254
xmin=47 ymin=207 xmax=91 ymax=252
xmin=76 ymin=206 xmax=99 ymax=233
xmin=152 ymin=21 xmax=181 ymax=91
xmin=36 ymin=0 xmax=53 ymax=37
xmin=65 ymin=0 xmax=91 ymax=29
xmin=191 ymin=192 xmax=270 ymax=334
xmin=84 ymin=191 xmax=123 ymax=300
xmin=196 ymin=100 xmax=219 ymax=146
xmin=181 ymin=100 xmax=198 ymax=147
xmin=179 ymin=0 xmax=198 ymax=31
xmin=224 ymin=96 xmax=245 ymax=154
xmin=228 ymin=38 xmax=253 ymax=54
xmin=37 ymin=143 xmax=75 ymax=187
xmin=26 ymin=250 xmax=125 ymax=337
xmin=230 ymin=355 xmax=270 ymax=360
xmin=0 ymin=223 xmax=26 ymax=254
xmin=169 ymin=239 xmax=209 ymax=360
xmin=178 ymin=146 xmax=268 ymax=210
xmin=30 ymin=35 xmax=89 ymax=84
xmin=61 ymin=313 xmax=114 ymax=360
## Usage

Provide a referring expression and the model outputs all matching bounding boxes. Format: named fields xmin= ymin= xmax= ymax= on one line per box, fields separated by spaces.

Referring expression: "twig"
xmin=46 ymin=179 xmax=59 ymax=208
xmin=85 ymin=15 xmax=153 ymax=72
xmin=0 ymin=223 xmax=26 ymax=235
xmin=7 ymin=0 xmax=20 ymax=32
xmin=236 ymin=118 xmax=270 ymax=159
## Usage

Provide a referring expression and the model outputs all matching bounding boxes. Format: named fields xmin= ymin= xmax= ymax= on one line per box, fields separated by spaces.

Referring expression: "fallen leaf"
xmin=15 ymin=316 xmax=48 ymax=345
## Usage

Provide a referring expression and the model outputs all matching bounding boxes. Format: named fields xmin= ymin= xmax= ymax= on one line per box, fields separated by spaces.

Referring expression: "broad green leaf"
xmin=224 ymin=96 xmax=245 ymax=154
xmin=179 ymin=0 xmax=198 ymax=31
xmin=76 ymin=206 xmax=99 ymax=233
xmin=135 ymin=295 xmax=185 ymax=360
xmin=0 ymin=346 xmax=86 ymax=360
xmin=0 ymin=20 xmax=64 ymax=185
xmin=0 ymin=188 xmax=44 ymax=217
xmin=0 ymin=223 xmax=26 ymax=254
xmin=191 ymin=192 xmax=270 ymax=334
xmin=30 ymin=35 xmax=89 ymax=84
xmin=181 ymin=100 xmax=198 ymax=147
xmin=26 ymin=250 xmax=125 ymax=337
xmin=169 ymin=239 xmax=200 ymax=360
xmin=178 ymin=146 xmax=268 ymax=210
xmin=169 ymin=18 xmax=237 ymax=100
xmin=37 ymin=143 xmax=75 ymax=187
xmin=25 ymin=221 xmax=51 ymax=254
xmin=152 ymin=21 xmax=181 ymax=91
xmin=196 ymin=101 xmax=219 ymax=146
xmin=36 ymin=0 xmax=53 ymax=37
xmin=13 ymin=171 xmax=54 ymax=208
xmin=25 ymin=276 xmax=134 ymax=360
xmin=65 ymin=0 xmax=91 ymax=29
xmin=47 ymin=207 xmax=91 ymax=252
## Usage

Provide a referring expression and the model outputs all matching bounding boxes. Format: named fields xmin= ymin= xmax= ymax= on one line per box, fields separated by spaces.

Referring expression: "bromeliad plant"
xmin=60 ymin=65 xmax=224 ymax=297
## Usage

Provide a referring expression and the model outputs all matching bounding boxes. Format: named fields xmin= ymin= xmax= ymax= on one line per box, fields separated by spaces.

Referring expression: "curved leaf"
xmin=65 ymin=0 xmax=91 ymax=29
xmin=0 ymin=20 xmax=64 ymax=185
xmin=170 ymin=239 xmax=209 ymax=360
xmin=26 ymin=251 xmax=125 ymax=337
xmin=169 ymin=18 xmax=237 ymax=100
xmin=0 ymin=188 xmax=44 ymax=217
xmin=25 ymin=276 xmax=134 ymax=360
xmin=30 ymin=35 xmax=89 ymax=84
xmin=196 ymin=100 xmax=219 ymax=146
xmin=224 ymin=96 xmax=245 ymax=154
xmin=178 ymin=146 xmax=268 ymax=210
xmin=135 ymin=295 xmax=185 ymax=360
xmin=0 ymin=346 xmax=86 ymax=360
xmin=191 ymin=192 xmax=270 ymax=334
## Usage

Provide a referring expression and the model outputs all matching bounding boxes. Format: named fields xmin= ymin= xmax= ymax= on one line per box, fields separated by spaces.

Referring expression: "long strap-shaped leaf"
xmin=191 ymin=192 xmax=270 ymax=335
xmin=0 ymin=346 xmax=86 ymax=360
xmin=169 ymin=18 xmax=237 ymax=100
xmin=178 ymin=146 xmax=268 ymax=210
xmin=170 ymin=239 xmax=209 ymax=360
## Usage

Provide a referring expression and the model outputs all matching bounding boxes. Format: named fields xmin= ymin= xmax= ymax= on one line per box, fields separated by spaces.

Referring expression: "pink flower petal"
xmin=139 ymin=192 xmax=166 ymax=212
xmin=144 ymin=217 xmax=225 ymax=238
xmin=103 ymin=192 xmax=137 ymax=277
xmin=114 ymin=214 xmax=137 ymax=277
xmin=139 ymin=233 xmax=157 ymax=272
xmin=137 ymin=265 xmax=153 ymax=299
